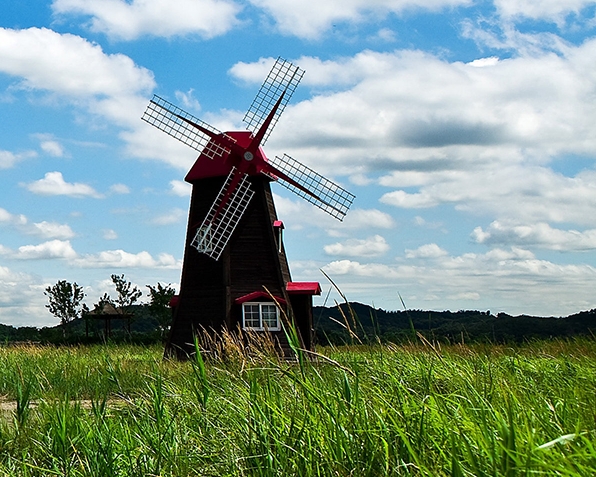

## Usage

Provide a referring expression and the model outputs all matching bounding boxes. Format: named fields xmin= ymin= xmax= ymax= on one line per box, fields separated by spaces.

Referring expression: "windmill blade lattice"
xmin=142 ymin=95 xmax=232 ymax=160
xmin=191 ymin=168 xmax=255 ymax=260
xmin=268 ymin=154 xmax=355 ymax=221
xmin=243 ymin=58 xmax=304 ymax=146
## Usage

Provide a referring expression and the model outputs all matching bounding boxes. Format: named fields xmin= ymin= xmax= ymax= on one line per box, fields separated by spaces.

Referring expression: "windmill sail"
xmin=243 ymin=57 xmax=304 ymax=145
xmin=142 ymin=95 xmax=232 ymax=160
xmin=191 ymin=168 xmax=255 ymax=260
xmin=268 ymin=154 xmax=355 ymax=221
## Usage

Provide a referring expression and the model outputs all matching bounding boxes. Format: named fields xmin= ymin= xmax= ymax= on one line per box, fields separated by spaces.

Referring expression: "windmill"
xmin=142 ymin=58 xmax=354 ymax=358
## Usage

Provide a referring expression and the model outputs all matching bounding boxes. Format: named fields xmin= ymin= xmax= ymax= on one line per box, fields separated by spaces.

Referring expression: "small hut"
xmin=86 ymin=302 xmax=133 ymax=338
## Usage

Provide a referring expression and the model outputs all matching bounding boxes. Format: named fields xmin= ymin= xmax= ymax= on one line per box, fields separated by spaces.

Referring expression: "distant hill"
xmin=313 ymin=302 xmax=596 ymax=345
xmin=2 ymin=302 xmax=595 ymax=345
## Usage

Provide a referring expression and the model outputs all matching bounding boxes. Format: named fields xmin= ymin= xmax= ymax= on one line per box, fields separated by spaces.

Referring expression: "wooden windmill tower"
xmin=142 ymin=58 xmax=354 ymax=358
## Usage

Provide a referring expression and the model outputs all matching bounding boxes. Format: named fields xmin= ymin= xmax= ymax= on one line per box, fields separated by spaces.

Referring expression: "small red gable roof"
xmin=234 ymin=291 xmax=287 ymax=305
xmin=286 ymin=282 xmax=321 ymax=295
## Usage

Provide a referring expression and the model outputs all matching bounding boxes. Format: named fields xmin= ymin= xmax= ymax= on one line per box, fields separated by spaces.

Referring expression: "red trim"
xmin=169 ymin=295 xmax=179 ymax=308
xmin=273 ymin=220 xmax=284 ymax=229
xmin=234 ymin=291 xmax=287 ymax=305
xmin=286 ymin=282 xmax=321 ymax=295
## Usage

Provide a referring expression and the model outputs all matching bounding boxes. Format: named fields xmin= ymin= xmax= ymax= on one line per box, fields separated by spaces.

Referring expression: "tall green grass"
xmin=0 ymin=338 xmax=593 ymax=475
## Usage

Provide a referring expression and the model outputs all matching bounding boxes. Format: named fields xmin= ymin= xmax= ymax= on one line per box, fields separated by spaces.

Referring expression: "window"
xmin=242 ymin=302 xmax=280 ymax=331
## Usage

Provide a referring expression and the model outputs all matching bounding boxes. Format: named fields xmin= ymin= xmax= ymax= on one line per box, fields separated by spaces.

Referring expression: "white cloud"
xmin=274 ymin=193 xmax=394 ymax=234
xmin=51 ymin=0 xmax=241 ymax=41
xmin=323 ymin=259 xmax=401 ymax=279
xmin=405 ymin=243 xmax=448 ymax=259
xmin=0 ymin=208 xmax=27 ymax=227
xmin=30 ymin=221 xmax=75 ymax=240
xmin=0 ymin=149 xmax=37 ymax=169
xmin=0 ymin=27 xmax=160 ymax=164
xmin=41 ymin=140 xmax=65 ymax=157
xmin=494 ymin=0 xmax=595 ymax=24
xmin=109 ymin=183 xmax=131 ymax=194
xmin=342 ymin=209 xmax=395 ymax=230
xmin=33 ymin=134 xmax=66 ymax=157
xmin=324 ymin=235 xmax=389 ymax=257
xmin=25 ymin=172 xmax=103 ymax=198
xmin=175 ymin=89 xmax=201 ymax=112
xmin=74 ymin=250 xmax=181 ymax=268
xmin=103 ymin=229 xmax=118 ymax=240
xmin=247 ymin=0 xmax=472 ymax=39
xmin=320 ymin=247 xmax=596 ymax=316
xmin=0 ymin=27 xmax=154 ymax=98
xmin=170 ymin=180 xmax=192 ymax=197
xmin=150 ymin=208 xmax=186 ymax=226
xmin=237 ymin=44 xmax=596 ymax=232
xmin=473 ymin=220 xmax=596 ymax=251
xmin=0 ymin=266 xmax=51 ymax=327
xmin=380 ymin=190 xmax=439 ymax=209
xmin=0 ymin=208 xmax=74 ymax=239
xmin=15 ymin=240 xmax=77 ymax=260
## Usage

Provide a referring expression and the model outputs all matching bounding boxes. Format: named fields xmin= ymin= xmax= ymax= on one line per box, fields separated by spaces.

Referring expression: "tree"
xmin=111 ymin=274 xmax=143 ymax=312
xmin=44 ymin=280 xmax=86 ymax=337
xmin=146 ymin=283 xmax=176 ymax=340
xmin=111 ymin=274 xmax=142 ymax=334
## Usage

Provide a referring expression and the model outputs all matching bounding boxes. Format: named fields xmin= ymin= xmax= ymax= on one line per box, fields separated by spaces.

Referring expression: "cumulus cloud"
xmin=341 ymin=209 xmax=395 ymax=230
xmin=274 ymin=193 xmax=394 ymax=235
xmin=320 ymin=246 xmax=596 ymax=316
xmin=52 ymin=0 xmax=241 ymax=41
xmin=0 ymin=208 xmax=75 ymax=239
xmin=175 ymin=89 xmax=201 ymax=112
xmin=324 ymin=235 xmax=390 ymax=257
xmin=170 ymin=180 xmax=192 ymax=197
xmin=234 ymin=43 xmax=596 ymax=232
xmin=30 ymin=221 xmax=75 ymax=240
xmin=0 ymin=27 xmax=154 ymax=98
xmin=494 ymin=0 xmax=595 ymax=24
xmin=0 ymin=208 xmax=27 ymax=227
xmin=150 ymin=208 xmax=186 ymax=226
xmin=14 ymin=240 xmax=77 ymax=260
xmin=24 ymin=171 xmax=103 ymax=198
xmin=0 ymin=27 xmax=167 ymax=165
xmin=109 ymin=183 xmax=131 ymax=194
xmin=323 ymin=259 xmax=401 ymax=279
xmin=405 ymin=243 xmax=448 ymax=259
xmin=472 ymin=220 xmax=596 ymax=251
xmin=0 ymin=149 xmax=37 ymax=169
xmin=74 ymin=250 xmax=181 ymax=268
xmin=247 ymin=0 xmax=472 ymax=39
xmin=0 ymin=266 xmax=50 ymax=327
xmin=103 ymin=229 xmax=118 ymax=240
xmin=33 ymin=134 xmax=66 ymax=157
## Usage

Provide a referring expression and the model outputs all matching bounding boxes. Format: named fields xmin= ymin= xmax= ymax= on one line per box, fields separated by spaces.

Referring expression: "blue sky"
xmin=2 ymin=0 xmax=596 ymax=327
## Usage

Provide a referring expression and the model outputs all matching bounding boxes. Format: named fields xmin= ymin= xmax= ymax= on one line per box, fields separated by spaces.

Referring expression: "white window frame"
xmin=242 ymin=302 xmax=280 ymax=331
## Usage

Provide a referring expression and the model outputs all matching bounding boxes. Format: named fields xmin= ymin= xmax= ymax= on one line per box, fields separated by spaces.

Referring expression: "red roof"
xmin=185 ymin=131 xmax=270 ymax=183
xmin=286 ymin=282 xmax=321 ymax=295
xmin=273 ymin=220 xmax=284 ymax=229
xmin=234 ymin=291 xmax=287 ymax=305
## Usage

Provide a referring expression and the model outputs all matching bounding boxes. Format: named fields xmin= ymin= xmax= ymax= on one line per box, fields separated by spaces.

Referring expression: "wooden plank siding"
xmin=165 ymin=174 xmax=301 ymax=359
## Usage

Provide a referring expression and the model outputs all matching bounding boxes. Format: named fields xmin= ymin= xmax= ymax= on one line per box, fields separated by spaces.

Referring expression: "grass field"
xmin=0 ymin=336 xmax=594 ymax=476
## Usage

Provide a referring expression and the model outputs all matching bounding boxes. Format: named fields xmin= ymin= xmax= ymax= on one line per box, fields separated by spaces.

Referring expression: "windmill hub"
xmin=243 ymin=151 xmax=254 ymax=161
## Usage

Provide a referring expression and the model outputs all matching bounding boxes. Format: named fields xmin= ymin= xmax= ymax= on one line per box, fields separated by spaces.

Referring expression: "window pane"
xmin=261 ymin=304 xmax=278 ymax=328
xmin=244 ymin=304 xmax=260 ymax=328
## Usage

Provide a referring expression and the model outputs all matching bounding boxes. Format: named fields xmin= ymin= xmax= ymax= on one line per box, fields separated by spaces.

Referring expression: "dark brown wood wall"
xmin=165 ymin=174 xmax=303 ymax=358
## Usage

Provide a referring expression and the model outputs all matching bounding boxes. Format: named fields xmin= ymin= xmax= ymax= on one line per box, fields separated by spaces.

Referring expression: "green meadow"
xmin=0 ymin=337 xmax=594 ymax=476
